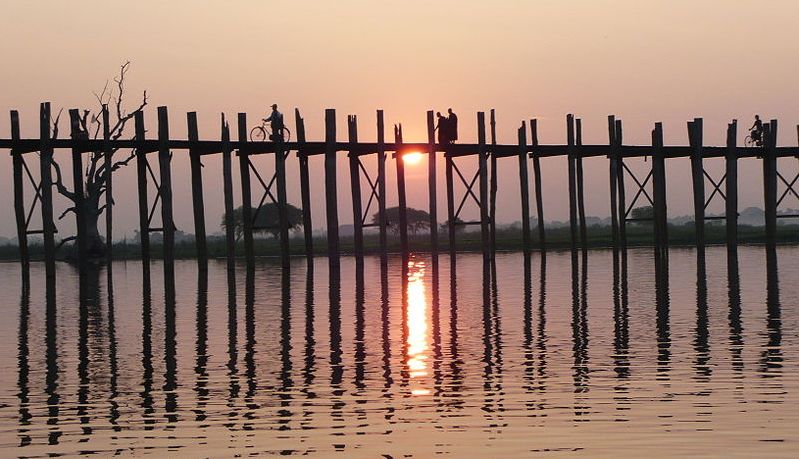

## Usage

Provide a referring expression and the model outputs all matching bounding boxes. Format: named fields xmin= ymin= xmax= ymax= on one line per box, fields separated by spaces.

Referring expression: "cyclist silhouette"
xmin=749 ymin=115 xmax=763 ymax=146
xmin=263 ymin=103 xmax=285 ymax=141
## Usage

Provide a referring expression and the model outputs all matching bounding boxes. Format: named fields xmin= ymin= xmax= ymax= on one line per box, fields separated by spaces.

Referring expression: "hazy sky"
xmin=2 ymin=1 xmax=799 ymax=239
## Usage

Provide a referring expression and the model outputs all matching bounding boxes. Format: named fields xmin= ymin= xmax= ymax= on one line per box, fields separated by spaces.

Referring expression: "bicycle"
xmin=250 ymin=120 xmax=291 ymax=143
xmin=744 ymin=130 xmax=762 ymax=147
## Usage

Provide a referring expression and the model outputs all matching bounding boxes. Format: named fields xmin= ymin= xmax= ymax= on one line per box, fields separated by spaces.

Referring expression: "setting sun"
xmin=403 ymin=152 xmax=422 ymax=165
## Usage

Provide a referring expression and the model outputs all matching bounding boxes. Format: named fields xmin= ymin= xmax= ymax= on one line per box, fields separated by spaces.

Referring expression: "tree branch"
xmin=58 ymin=206 xmax=76 ymax=220
xmin=50 ymin=158 xmax=76 ymax=202
xmin=86 ymin=151 xmax=102 ymax=189
xmin=51 ymin=108 xmax=64 ymax=140
xmin=56 ymin=235 xmax=76 ymax=249
xmin=110 ymin=90 xmax=147 ymax=141
xmin=113 ymin=61 xmax=130 ymax=121
xmin=111 ymin=150 xmax=136 ymax=171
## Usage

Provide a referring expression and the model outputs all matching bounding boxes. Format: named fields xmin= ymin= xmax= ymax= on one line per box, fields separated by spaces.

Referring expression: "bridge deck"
xmin=2 ymin=138 xmax=797 ymax=159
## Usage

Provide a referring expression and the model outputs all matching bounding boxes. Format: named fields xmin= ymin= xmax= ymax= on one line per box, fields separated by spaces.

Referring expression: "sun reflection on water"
xmin=406 ymin=259 xmax=429 ymax=395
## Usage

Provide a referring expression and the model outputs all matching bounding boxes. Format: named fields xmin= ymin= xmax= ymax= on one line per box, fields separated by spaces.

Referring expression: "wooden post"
xmin=427 ymin=110 xmax=438 ymax=257
xmin=566 ymin=114 xmax=578 ymax=252
xmin=376 ymin=110 xmax=388 ymax=259
xmin=134 ymin=111 xmax=150 ymax=264
xmin=489 ymin=109 xmax=498 ymax=253
xmin=652 ymin=122 xmax=668 ymax=259
xmin=445 ymin=139 xmax=456 ymax=254
xmin=518 ymin=121 xmax=531 ymax=254
xmin=10 ymin=110 xmax=28 ymax=266
xmin=295 ymin=109 xmax=313 ymax=258
xmin=608 ymin=115 xmax=619 ymax=251
xmin=275 ymin=119 xmax=290 ymax=268
xmin=477 ymin=112 xmax=490 ymax=262
xmin=39 ymin=103 xmax=56 ymax=279
xmin=616 ymin=119 xmax=627 ymax=248
xmin=69 ymin=109 xmax=88 ymax=264
xmin=763 ymin=121 xmax=778 ymax=248
xmin=725 ymin=120 xmax=738 ymax=250
xmin=348 ymin=115 xmax=364 ymax=257
xmin=395 ymin=124 xmax=409 ymax=255
xmin=575 ymin=118 xmax=587 ymax=251
xmin=530 ymin=119 xmax=545 ymax=250
xmin=237 ymin=113 xmax=254 ymax=266
xmin=102 ymin=105 xmax=113 ymax=263
xmin=187 ymin=112 xmax=207 ymax=263
xmin=324 ymin=109 xmax=340 ymax=264
xmin=221 ymin=115 xmax=236 ymax=271
xmin=689 ymin=118 xmax=705 ymax=254
xmin=157 ymin=107 xmax=175 ymax=276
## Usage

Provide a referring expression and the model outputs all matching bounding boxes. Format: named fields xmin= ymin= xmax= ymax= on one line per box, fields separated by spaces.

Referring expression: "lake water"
xmin=0 ymin=246 xmax=797 ymax=457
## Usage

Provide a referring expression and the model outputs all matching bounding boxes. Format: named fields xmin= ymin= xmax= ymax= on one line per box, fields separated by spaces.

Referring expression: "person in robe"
xmin=447 ymin=108 xmax=458 ymax=143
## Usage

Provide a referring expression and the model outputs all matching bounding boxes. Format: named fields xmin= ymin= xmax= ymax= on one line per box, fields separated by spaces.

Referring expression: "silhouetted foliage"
xmin=440 ymin=217 xmax=466 ymax=234
xmin=631 ymin=205 xmax=654 ymax=225
xmin=372 ymin=206 xmax=430 ymax=235
xmin=222 ymin=203 xmax=303 ymax=240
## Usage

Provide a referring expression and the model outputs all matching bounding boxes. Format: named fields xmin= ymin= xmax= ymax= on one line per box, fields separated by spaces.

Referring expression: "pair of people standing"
xmin=435 ymin=108 xmax=458 ymax=144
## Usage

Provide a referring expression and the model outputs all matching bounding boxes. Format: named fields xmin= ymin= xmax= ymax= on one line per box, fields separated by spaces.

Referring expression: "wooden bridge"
xmin=4 ymin=103 xmax=799 ymax=281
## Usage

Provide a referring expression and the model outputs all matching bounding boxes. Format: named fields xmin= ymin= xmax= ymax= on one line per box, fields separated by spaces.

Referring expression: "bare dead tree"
xmin=49 ymin=61 xmax=148 ymax=259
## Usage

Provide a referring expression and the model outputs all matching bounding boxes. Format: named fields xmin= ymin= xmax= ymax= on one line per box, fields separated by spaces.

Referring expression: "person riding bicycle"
xmin=749 ymin=115 xmax=763 ymax=146
xmin=263 ymin=103 xmax=285 ymax=141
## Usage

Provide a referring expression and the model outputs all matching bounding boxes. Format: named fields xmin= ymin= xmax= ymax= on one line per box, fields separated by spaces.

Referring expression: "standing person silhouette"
xmin=447 ymin=108 xmax=458 ymax=143
xmin=263 ymin=103 xmax=285 ymax=141
xmin=749 ymin=115 xmax=763 ymax=146
xmin=435 ymin=111 xmax=450 ymax=144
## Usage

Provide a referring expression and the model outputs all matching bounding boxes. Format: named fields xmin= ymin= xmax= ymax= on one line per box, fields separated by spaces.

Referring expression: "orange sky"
xmin=2 ymin=1 xmax=798 ymax=239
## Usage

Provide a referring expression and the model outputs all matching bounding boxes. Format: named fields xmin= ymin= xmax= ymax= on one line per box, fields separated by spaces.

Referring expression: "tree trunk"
xmin=66 ymin=197 xmax=107 ymax=264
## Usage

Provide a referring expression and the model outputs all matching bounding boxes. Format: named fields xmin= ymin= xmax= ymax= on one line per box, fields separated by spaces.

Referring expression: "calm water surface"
xmin=0 ymin=246 xmax=798 ymax=457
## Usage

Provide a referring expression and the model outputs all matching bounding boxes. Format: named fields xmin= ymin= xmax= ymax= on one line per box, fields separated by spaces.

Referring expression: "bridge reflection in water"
xmin=2 ymin=246 xmax=798 ymax=457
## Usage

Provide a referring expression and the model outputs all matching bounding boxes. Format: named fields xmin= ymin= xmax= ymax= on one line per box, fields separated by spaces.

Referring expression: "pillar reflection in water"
xmin=405 ymin=258 xmax=430 ymax=396
xmin=17 ymin=278 xmax=31 ymax=446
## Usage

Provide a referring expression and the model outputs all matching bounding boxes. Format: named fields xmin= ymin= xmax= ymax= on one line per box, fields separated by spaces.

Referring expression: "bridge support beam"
xmin=39 ymin=103 xmax=56 ymax=281
xmin=478 ymin=112 xmax=490 ymax=262
xmin=489 ymin=109 xmax=498 ymax=254
xmin=134 ymin=111 xmax=150 ymax=266
xmin=348 ymin=115 xmax=364 ymax=258
xmin=445 ymin=147 xmax=456 ymax=255
xmin=237 ymin=113 xmax=254 ymax=266
xmin=725 ymin=120 xmax=738 ymax=252
xmin=530 ymin=119 xmax=545 ymax=251
xmin=518 ymin=121 xmax=531 ymax=255
xmin=325 ymin=109 xmax=340 ymax=266
xmin=377 ymin=110 xmax=388 ymax=261
xmin=157 ymin=106 xmax=175 ymax=280
xmin=566 ymin=114 xmax=578 ymax=253
xmin=652 ymin=122 xmax=668 ymax=262
xmin=187 ymin=112 xmax=207 ymax=264
xmin=102 ymin=105 xmax=113 ymax=265
xmin=69 ymin=109 xmax=88 ymax=266
xmin=295 ymin=110 xmax=313 ymax=259
xmin=608 ymin=115 xmax=620 ymax=252
xmin=763 ymin=121 xmax=778 ymax=250
xmin=11 ymin=110 xmax=28 ymax=270
xmin=615 ymin=119 xmax=627 ymax=249
xmin=276 ymin=124 xmax=290 ymax=268
xmin=689 ymin=118 xmax=705 ymax=255
xmin=395 ymin=124 xmax=409 ymax=256
xmin=427 ymin=110 xmax=439 ymax=259
xmin=222 ymin=115 xmax=237 ymax=273
xmin=576 ymin=118 xmax=587 ymax=252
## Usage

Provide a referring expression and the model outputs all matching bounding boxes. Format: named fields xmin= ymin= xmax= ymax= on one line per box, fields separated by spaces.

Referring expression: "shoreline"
xmin=2 ymin=224 xmax=798 ymax=262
